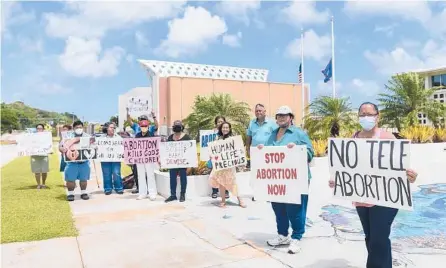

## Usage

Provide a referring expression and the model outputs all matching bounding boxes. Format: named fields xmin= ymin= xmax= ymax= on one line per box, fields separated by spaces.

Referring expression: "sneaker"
xmin=132 ymin=189 xmax=139 ymax=194
xmin=267 ymin=235 xmax=291 ymax=247
xmin=179 ymin=193 xmax=185 ymax=202
xmin=165 ymin=195 xmax=177 ymax=203
xmin=67 ymin=195 xmax=75 ymax=202
xmin=137 ymin=195 xmax=148 ymax=200
xmin=225 ymin=191 xmax=230 ymax=199
xmin=81 ymin=194 xmax=90 ymax=200
xmin=116 ymin=190 xmax=124 ymax=195
xmin=149 ymin=196 xmax=157 ymax=201
xmin=104 ymin=191 xmax=112 ymax=195
xmin=287 ymin=239 xmax=301 ymax=254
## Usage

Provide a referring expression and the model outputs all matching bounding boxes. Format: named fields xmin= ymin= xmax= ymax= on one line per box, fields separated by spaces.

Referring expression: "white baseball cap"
xmin=276 ymin=106 xmax=294 ymax=117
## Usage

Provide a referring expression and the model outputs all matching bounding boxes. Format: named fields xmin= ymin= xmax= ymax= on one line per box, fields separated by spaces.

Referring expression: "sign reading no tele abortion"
xmin=160 ymin=140 xmax=198 ymax=169
xmin=127 ymin=96 xmax=151 ymax=118
xmin=328 ymin=138 xmax=413 ymax=211
xmin=123 ymin=137 xmax=160 ymax=165
xmin=95 ymin=137 xmax=125 ymax=162
xmin=199 ymin=130 xmax=218 ymax=161
xmin=250 ymin=146 xmax=309 ymax=204
xmin=208 ymin=136 xmax=247 ymax=171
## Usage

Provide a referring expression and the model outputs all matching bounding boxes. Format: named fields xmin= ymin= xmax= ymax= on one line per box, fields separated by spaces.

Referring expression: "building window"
xmin=440 ymin=94 xmax=444 ymax=98
xmin=423 ymin=119 xmax=427 ymax=124
xmin=442 ymin=74 xmax=446 ymax=87
xmin=434 ymin=94 xmax=438 ymax=99
xmin=432 ymin=75 xmax=442 ymax=87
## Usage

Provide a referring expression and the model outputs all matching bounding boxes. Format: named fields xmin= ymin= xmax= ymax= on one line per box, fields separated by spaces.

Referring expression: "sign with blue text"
xmin=199 ymin=129 xmax=218 ymax=161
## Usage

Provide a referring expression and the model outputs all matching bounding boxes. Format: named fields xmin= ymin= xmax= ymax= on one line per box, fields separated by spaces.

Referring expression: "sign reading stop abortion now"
xmin=208 ymin=136 xmax=247 ymax=171
xmin=123 ymin=137 xmax=160 ymax=165
xmin=328 ymin=138 xmax=413 ymax=211
xmin=250 ymin=146 xmax=309 ymax=204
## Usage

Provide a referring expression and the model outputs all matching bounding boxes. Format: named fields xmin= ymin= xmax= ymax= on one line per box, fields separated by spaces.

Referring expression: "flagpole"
xmin=301 ymin=28 xmax=305 ymax=124
xmin=331 ymin=16 xmax=336 ymax=98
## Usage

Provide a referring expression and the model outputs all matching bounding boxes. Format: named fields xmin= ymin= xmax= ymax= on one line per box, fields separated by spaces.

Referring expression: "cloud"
xmin=1 ymin=2 xmax=35 ymax=34
xmin=285 ymin=29 xmax=331 ymax=62
xmin=222 ymin=32 xmax=242 ymax=47
xmin=364 ymin=39 xmax=446 ymax=75
xmin=374 ymin=23 xmax=398 ymax=37
xmin=44 ymin=1 xmax=186 ymax=39
xmin=156 ymin=6 xmax=227 ymax=58
xmin=215 ymin=0 xmax=261 ymax=26
xmin=58 ymin=37 xmax=125 ymax=78
xmin=348 ymin=79 xmax=381 ymax=97
xmin=135 ymin=31 xmax=149 ymax=48
xmin=281 ymin=0 xmax=330 ymax=27
xmin=17 ymin=36 xmax=44 ymax=53
xmin=39 ymin=83 xmax=72 ymax=95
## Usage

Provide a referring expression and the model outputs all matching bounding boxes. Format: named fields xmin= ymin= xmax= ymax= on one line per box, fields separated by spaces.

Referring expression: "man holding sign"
xmin=328 ymin=102 xmax=418 ymax=268
xmin=256 ymin=106 xmax=314 ymax=254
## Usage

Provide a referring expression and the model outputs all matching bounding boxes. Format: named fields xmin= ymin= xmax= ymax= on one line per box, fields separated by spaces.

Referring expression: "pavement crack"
xmin=75 ymin=236 xmax=86 ymax=268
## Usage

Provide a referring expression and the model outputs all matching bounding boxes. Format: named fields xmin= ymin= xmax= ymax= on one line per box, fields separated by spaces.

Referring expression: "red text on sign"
xmin=264 ymin=152 xmax=286 ymax=164
xmin=268 ymin=184 xmax=286 ymax=195
xmin=256 ymin=168 xmax=297 ymax=180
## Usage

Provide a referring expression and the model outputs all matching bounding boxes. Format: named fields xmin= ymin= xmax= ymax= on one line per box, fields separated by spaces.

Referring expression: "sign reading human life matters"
xmin=123 ymin=137 xmax=160 ymax=165
xmin=199 ymin=130 xmax=217 ymax=161
xmin=127 ymin=96 xmax=150 ymax=118
xmin=95 ymin=137 xmax=125 ymax=162
xmin=160 ymin=140 xmax=198 ymax=169
xmin=328 ymin=138 xmax=413 ymax=211
xmin=17 ymin=132 xmax=53 ymax=156
xmin=250 ymin=146 xmax=309 ymax=204
xmin=208 ymin=136 xmax=247 ymax=171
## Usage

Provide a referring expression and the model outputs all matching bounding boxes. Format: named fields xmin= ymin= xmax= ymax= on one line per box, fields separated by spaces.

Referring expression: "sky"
xmin=1 ymin=0 xmax=446 ymax=123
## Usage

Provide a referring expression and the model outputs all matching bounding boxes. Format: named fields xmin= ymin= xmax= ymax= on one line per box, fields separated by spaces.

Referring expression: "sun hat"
xmin=276 ymin=106 xmax=294 ymax=117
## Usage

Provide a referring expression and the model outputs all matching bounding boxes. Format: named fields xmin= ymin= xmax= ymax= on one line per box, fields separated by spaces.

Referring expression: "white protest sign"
xmin=208 ymin=136 xmax=247 ymax=171
xmin=250 ymin=146 xmax=309 ymax=204
xmin=127 ymin=96 xmax=151 ymax=118
xmin=95 ymin=137 xmax=125 ymax=162
xmin=199 ymin=130 xmax=217 ymax=161
xmin=17 ymin=132 xmax=53 ymax=156
xmin=328 ymin=138 xmax=413 ymax=211
xmin=160 ymin=140 xmax=198 ymax=169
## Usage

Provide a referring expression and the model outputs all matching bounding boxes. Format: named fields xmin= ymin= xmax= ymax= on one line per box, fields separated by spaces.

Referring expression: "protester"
xmin=257 ymin=106 xmax=314 ymax=254
xmin=209 ymin=122 xmax=246 ymax=208
xmin=246 ymin=104 xmax=277 ymax=201
xmin=134 ymin=119 xmax=158 ymax=200
xmin=165 ymin=120 xmax=191 ymax=203
xmin=59 ymin=120 xmax=91 ymax=201
xmin=100 ymin=122 xmax=124 ymax=195
xmin=328 ymin=102 xmax=418 ymax=268
xmin=211 ymin=115 xmax=230 ymax=199
xmin=32 ymin=124 xmax=50 ymax=189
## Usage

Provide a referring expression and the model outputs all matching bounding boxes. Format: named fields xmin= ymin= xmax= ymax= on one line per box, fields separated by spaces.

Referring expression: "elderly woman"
xmin=101 ymin=122 xmax=124 ymax=195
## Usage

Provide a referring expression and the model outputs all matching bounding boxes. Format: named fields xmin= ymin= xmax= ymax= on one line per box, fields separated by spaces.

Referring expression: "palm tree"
xmin=183 ymin=93 xmax=251 ymax=141
xmin=378 ymin=72 xmax=446 ymax=131
xmin=304 ymin=96 xmax=358 ymax=140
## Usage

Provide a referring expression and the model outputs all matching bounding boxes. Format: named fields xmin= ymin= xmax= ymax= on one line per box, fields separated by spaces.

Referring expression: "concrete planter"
xmin=154 ymin=170 xmax=211 ymax=198
xmin=235 ymin=171 xmax=253 ymax=197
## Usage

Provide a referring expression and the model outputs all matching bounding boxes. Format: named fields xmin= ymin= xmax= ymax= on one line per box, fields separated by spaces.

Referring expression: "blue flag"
xmin=321 ymin=59 xmax=332 ymax=83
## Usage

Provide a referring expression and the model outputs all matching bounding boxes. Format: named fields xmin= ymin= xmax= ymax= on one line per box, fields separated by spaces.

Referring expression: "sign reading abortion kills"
xmin=199 ymin=130 xmax=217 ymax=161
xmin=17 ymin=132 xmax=53 ymax=156
xmin=127 ymin=96 xmax=150 ymax=118
xmin=250 ymin=146 xmax=309 ymax=204
xmin=95 ymin=137 xmax=124 ymax=162
xmin=208 ymin=136 xmax=247 ymax=171
xmin=328 ymin=138 xmax=413 ymax=211
xmin=123 ymin=137 xmax=160 ymax=165
xmin=160 ymin=140 xmax=198 ymax=169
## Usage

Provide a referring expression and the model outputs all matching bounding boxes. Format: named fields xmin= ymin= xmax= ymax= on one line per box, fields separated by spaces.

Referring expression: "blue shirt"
xmin=265 ymin=126 xmax=314 ymax=179
xmin=131 ymin=123 xmax=157 ymax=136
xmin=247 ymin=117 xmax=278 ymax=146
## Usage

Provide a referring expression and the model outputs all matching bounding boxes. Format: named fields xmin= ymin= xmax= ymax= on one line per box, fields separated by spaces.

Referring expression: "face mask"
xmin=140 ymin=127 xmax=149 ymax=133
xmin=74 ymin=128 xmax=83 ymax=135
xmin=359 ymin=116 xmax=377 ymax=131
xmin=173 ymin=125 xmax=182 ymax=133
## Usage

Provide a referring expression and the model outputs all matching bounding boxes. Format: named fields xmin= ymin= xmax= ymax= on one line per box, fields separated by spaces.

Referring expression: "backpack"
xmin=122 ymin=173 xmax=135 ymax=189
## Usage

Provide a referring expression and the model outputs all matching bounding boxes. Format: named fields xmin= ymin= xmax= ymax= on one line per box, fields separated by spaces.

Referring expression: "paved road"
xmin=0 ymin=145 xmax=18 ymax=167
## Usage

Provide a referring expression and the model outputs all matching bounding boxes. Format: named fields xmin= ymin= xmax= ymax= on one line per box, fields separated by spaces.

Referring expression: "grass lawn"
xmin=1 ymin=152 xmax=77 ymax=243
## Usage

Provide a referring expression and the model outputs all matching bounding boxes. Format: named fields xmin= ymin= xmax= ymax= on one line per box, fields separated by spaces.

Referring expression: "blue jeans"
xmin=271 ymin=194 xmax=309 ymax=240
xmin=356 ymin=206 xmax=398 ymax=268
xmin=169 ymin=168 xmax=187 ymax=196
xmin=101 ymin=162 xmax=123 ymax=193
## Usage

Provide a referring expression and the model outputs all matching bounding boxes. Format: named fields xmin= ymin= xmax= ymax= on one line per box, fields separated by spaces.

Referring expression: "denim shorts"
xmin=64 ymin=161 xmax=90 ymax=182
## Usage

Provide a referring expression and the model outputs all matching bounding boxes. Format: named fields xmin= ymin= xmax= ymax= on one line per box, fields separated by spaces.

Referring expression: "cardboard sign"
xmin=208 ymin=136 xmax=247 ymax=171
xmin=199 ymin=130 xmax=217 ymax=161
xmin=160 ymin=140 xmax=198 ymax=169
xmin=328 ymin=138 xmax=413 ymax=211
xmin=123 ymin=137 xmax=160 ymax=165
xmin=127 ymin=96 xmax=150 ymax=118
xmin=17 ymin=132 xmax=53 ymax=156
xmin=62 ymin=137 xmax=97 ymax=162
xmin=95 ymin=137 xmax=125 ymax=162
xmin=250 ymin=146 xmax=309 ymax=204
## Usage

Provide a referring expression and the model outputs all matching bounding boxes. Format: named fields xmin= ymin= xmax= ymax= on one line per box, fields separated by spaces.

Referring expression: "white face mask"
xmin=74 ymin=128 xmax=83 ymax=135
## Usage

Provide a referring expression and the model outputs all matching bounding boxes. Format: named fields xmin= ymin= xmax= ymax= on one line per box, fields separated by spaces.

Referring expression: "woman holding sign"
xmin=211 ymin=116 xmax=230 ymax=200
xmin=329 ymin=102 xmax=418 ymax=268
xmin=165 ymin=121 xmax=191 ymax=203
xmin=100 ymin=123 xmax=124 ymax=195
xmin=209 ymin=122 xmax=246 ymax=208
xmin=32 ymin=124 xmax=50 ymax=189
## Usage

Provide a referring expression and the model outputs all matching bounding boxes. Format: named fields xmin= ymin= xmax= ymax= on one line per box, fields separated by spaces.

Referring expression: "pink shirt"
xmin=352 ymin=129 xmax=382 ymax=208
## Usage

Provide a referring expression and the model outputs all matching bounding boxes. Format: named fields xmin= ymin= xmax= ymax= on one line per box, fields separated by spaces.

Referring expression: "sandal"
xmin=218 ymin=202 xmax=226 ymax=208
xmin=239 ymin=202 xmax=247 ymax=208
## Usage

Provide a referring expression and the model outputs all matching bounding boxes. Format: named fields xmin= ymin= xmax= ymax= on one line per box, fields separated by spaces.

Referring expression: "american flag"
xmin=298 ymin=63 xmax=303 ymax=83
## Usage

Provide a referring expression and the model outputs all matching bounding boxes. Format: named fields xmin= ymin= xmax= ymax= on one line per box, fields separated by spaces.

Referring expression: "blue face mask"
xmin=359 ymin=116 xmax=377 ymax=131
